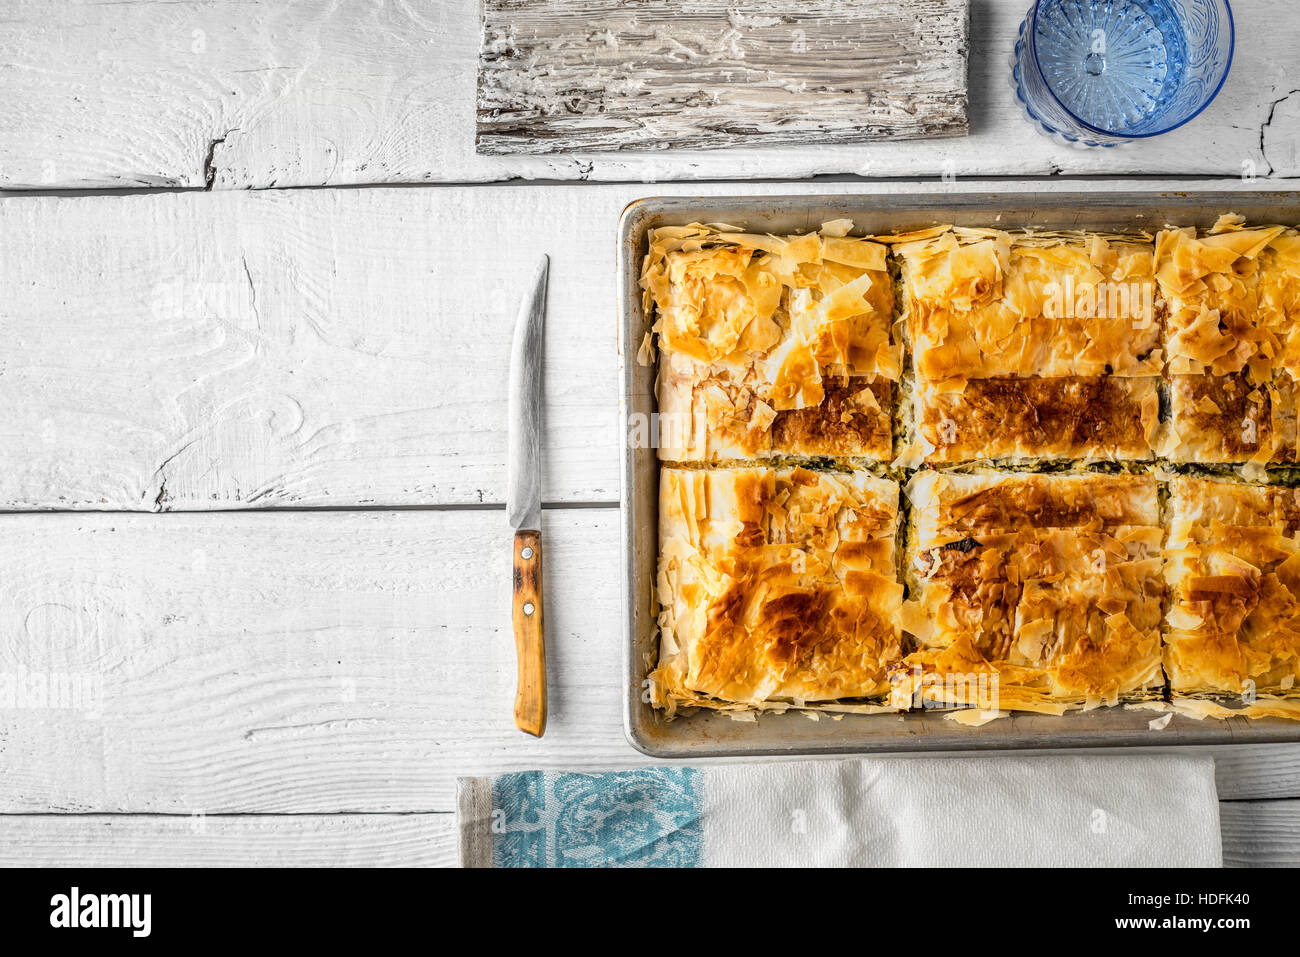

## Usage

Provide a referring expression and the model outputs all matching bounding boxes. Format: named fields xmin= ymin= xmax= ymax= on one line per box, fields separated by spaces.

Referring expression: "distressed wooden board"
xmin=2 ymin=177 xmax=1290 ymax=512
xmin=2 ymin=504 xmax=1300 ymax=815
xmin=1 ymin=803 xmax=1294 ymax=866
xmin=0 ymin=814 xmax=455 ymax=867
xmin=0 ymin=0 xmax=1297 ymax=189
xmin=476 ymin=0 xmax=969 ymax=153
xmin=1220 ymin=800 xmax=1300 ymax=867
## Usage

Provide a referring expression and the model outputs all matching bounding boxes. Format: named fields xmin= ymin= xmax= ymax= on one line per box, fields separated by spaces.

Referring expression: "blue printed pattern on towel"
xmin=490 ymin=768 xmax=701 ymax=867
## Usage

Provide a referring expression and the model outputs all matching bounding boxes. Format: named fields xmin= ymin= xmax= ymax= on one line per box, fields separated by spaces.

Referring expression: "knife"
xmin=507 ymin=254 xmax=548 ymax=737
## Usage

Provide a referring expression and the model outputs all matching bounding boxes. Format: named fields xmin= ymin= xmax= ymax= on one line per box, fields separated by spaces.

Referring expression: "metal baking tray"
xmin=618 ymin=189 xmax=1300 ymax=758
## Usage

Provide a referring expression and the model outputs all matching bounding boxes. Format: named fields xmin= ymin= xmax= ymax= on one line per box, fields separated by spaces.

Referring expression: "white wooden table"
xmin=1 ymin=0 xmax=1298 ymax=867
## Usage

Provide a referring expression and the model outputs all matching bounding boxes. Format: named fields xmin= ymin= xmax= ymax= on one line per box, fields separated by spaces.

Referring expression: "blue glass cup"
xmin=1013 ymin=0 xmax=1234 ymax=147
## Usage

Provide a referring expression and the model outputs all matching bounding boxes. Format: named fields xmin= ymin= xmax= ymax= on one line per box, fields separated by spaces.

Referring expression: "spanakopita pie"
xmin=653 ymin=466 xmax=904 ymax=713
xmin=640 ymin=214 xmax=1300 ymax=722
xmin=892 ymin=226 xmax=1161 ymax=466
xmin=1164 ymin=475 xmax=1300 ymax=697
xmin=895 ymin=469 xmax=1165 ymax=714
xmin=1156 ymin=220 xmax=1300 ymax=464
xmin=641 ymin=222 xmax=899 ymax=463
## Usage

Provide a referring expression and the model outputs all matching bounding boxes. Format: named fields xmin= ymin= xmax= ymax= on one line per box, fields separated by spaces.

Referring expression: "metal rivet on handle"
xmin=523 ymin=602 xmax=535 ymax=616
xmin=521 ymin=546 xmax=534 ymax=559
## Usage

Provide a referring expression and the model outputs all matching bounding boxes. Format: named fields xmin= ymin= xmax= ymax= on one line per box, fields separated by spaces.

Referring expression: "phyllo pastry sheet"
xmin=1156 ymin=220 xmax=1300 ymax=464
xmin=914 ymin=375 xmax=1159 ymax=464
xmin=654 ymin=466 xmax=904 ymax=711
xmin=895 ymin=470 xmax=1165 ymax=712
xmin=894 ymin=227 xmax=1160 ymax=465
xmin=641 ymin=222 xmax=899 ymax=463
xmin=1164 ymin=476 xmax=1300 ymax=696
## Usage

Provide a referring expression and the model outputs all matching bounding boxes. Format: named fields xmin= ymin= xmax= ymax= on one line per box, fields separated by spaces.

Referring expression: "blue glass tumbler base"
xmin=1008 ymin=48 xmax=1123 ymax=149
xmin=1010 ymin=36 xmax=1126 ymax=150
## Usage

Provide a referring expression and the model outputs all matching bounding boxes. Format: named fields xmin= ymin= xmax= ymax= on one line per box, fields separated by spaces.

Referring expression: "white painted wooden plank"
xmin=2 ymin=504 xmax=1300 ymax=814
xmin=1220 ymin=800 xmax=1300 ymax=867
xmin=0 ymin=507 xmax=631 ymax=812
xmin=4 ymin=178 xmax=1295 ymax=511
xmin=0 ymin=802 xmax=1290 ymax=866
xmin=0 ymin=183 xmax=623 ymax=508
xmin=0 ymin=814 xmax=455 ymax=867
xmin=1208 ymin=747 xmax=1300 ymax=802
xmin=477 ymin=0 xmax=969 ymax=153
xmin=1 ymin=0 xmax=1296 ymax=189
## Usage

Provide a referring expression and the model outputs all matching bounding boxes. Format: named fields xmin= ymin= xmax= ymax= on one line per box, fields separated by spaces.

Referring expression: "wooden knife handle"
xmin=512 ymin=529 xmax=547 ymax=737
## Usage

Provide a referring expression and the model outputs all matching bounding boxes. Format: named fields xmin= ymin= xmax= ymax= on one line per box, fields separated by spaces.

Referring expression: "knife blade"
xmin=507 ymin=254 xmax=548 ymax=737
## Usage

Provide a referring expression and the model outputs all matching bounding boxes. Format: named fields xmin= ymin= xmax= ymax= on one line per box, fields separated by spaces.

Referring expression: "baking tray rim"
xmin=617 ymin=189 xmax=1300 ymax=759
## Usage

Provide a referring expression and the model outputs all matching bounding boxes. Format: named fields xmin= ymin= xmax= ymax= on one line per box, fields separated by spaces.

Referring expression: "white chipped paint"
xmin=0 ymin=0 xmax=1296 ymax=188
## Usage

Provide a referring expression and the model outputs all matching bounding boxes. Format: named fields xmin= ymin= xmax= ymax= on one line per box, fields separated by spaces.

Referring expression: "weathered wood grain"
xmin=0 ymin=184 xmax=622 ymax=509
xmin=1220 ymin=800 xmax=1300 ymax=867
xmin=0 ymin=0 xmax=1296 ymax=188
xmin=2 ymin=504 xmax=1300 ymax=815
xmin=0 ymin=802 xmax=1292 ymax=866
xmin=477 ymin=0 xmax=969 ymax=153
xmin=4 ymin=178 xmax=1291 ymax=512
xmin=0 ymin=507 xmax=627 ymax=813
xmin=1209 ymin=747 xmax=1300 ymax=802
xmin=0 ymin=814 xmax=456 ymax=867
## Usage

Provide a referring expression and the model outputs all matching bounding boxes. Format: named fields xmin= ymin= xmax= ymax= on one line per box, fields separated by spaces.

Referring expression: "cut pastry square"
xmin=1156 ymin=222 xmax=1300 ymax=464
xmin=898 ymin=228 xmax=1162 ymax=381
xmin=893 ymin=227 xmax=1162 ymax=465
xmin=1163 ymin=476 xmax=1300 ymax=698
xmin=1156 ymin=222 xmax=1299 ymax=379
xmin=915 ymin=374 xmax=1160 ymax=464
xmin=895 ymin=470 xmax=1165 ymax=713
xmin=1162 ymin=372 xmax=1296 ymax=464
xmin=641 ymin=222 xmax=899 ymax=463
xmin=654 ymin=466 xmax=904 ymax=712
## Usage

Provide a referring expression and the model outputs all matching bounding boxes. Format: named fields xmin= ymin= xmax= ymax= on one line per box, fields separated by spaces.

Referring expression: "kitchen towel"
xmin=458 ymin=754 xmax=1221 ymax=867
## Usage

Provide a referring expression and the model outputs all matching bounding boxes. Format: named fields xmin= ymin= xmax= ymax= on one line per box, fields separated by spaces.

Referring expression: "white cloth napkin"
xmin=459 ymin=754 xmax=1221 ymax=867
